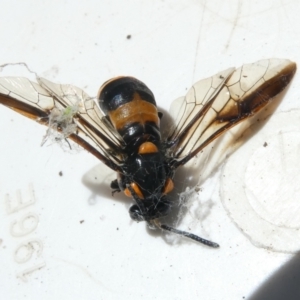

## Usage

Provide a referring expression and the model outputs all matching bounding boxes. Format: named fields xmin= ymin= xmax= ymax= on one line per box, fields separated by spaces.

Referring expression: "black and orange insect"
xmin=0 ymin=59 xmax=296 ymax=247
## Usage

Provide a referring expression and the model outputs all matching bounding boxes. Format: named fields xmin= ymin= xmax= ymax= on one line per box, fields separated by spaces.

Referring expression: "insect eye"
xmin=155 ymin=201 xmax=171 ymax=217
xmin=129 ymin=205 xmax=145 ymax=221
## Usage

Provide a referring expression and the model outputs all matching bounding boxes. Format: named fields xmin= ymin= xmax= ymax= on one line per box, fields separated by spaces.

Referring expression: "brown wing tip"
xmin=281 ymin=60 xmax=297 ymax=83
xmin=269 ymin=60 xmax=297 ymax=97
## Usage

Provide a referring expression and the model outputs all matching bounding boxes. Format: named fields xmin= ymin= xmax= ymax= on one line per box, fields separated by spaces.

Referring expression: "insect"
xmin=0 ymin=59 xmax=296 ymax=247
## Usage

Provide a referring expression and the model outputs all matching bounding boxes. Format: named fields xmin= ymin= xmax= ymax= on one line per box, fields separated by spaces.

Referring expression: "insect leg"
xmin=111 ymin=179 xmax=121 ymax=195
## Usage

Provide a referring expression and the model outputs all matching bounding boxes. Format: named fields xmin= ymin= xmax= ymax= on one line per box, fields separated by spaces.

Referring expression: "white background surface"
xmin=0 ymin=1 xmax=300 ymax=299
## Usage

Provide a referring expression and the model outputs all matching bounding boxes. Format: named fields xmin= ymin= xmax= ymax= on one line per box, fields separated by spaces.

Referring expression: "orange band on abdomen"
xmin=108 ymin=93 xmax=159 ymax=131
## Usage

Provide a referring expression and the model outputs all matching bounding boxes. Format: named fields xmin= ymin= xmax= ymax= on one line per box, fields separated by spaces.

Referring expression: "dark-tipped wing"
xmin=167 ymin=59 xmax=297 ymax=167
xmin=0 ymin=76 xmax=124 ymax=171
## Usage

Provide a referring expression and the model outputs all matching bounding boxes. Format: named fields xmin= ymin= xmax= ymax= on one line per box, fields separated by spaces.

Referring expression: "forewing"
xmin=0 ymin=77 xmax=123 ymax=171
xmin=167 ymin=67 xmax=235 ymax=146
xmin=0 ymin=77 xmax=54 ymax=121
xmin=167 ymin=59 xmax=297 ymax=167
xmin=37 ymin=78 xmax=124 ymax=153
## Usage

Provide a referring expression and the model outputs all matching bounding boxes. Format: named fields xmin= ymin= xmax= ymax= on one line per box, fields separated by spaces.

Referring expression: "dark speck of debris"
xmin=80 ymin=220 xmax=84 ymax=224
xmin=116 ymin=227 xmax=119 ymax=230
xmin=126 ymin=34 xmax=131 ymax=39
xmin=263 ymin=142 xmax=268 ymax=147
xmin=59 ymin=171 xmax=63 ymax=176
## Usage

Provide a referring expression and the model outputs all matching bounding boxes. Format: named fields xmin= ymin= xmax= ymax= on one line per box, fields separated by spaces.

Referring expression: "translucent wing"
xmin=0 ymin=76 xmax=124 ymax=171
xmin=167 ymin=59 xmax=297 ymax=167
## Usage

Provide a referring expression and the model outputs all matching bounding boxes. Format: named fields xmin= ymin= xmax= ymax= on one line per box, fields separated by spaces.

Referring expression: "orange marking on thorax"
xmin=124 ymin=182 xmax=144 ymax=199
xmin=138 ymin=142 xmax=158 ymax=154
xmin=162 ymin=178 xmax=174 ymax=195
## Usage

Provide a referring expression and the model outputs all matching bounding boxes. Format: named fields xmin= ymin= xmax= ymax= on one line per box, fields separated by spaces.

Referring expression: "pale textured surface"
xmin=0 ymin=1 xmax=299 ymax=300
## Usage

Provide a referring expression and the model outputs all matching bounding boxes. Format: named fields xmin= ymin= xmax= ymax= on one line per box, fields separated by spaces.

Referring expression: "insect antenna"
xmin=156 ymin=221 xmax=219 ymax=248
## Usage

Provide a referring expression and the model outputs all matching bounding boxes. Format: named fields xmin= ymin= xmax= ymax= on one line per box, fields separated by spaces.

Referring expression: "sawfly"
xmin=0 ymin=59 xmax=296 ymax=247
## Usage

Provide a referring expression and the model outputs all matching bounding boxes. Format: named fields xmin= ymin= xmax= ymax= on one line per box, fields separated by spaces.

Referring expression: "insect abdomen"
xmin=98 ymin=77 xmax=160 ymax=144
